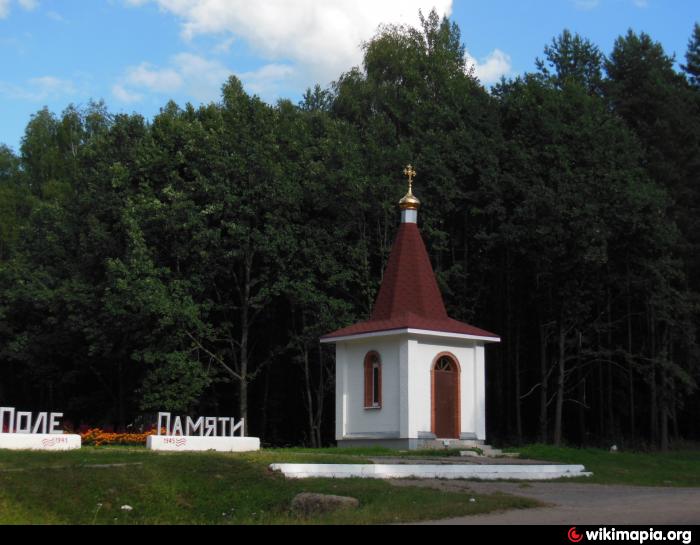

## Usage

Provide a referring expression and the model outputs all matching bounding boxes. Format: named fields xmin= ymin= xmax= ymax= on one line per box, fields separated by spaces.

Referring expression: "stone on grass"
xmin=291 ymin=493 xmax=359 ymax=516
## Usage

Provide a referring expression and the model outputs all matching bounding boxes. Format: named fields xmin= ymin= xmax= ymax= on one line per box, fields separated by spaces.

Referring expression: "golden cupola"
xmin=399 ymin=164 xmax=421 ymax=211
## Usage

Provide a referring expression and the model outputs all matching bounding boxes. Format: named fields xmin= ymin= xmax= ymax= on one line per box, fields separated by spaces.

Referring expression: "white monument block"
xmin=147 ymin=435 xmax=260 ymax=452
xmin=0 ymin=407 xmax=81 ymax=451
xmin=0 ymin=433 xmax=81 ymax=451
xmin=147 ymin=412 xmax=260 ymax=452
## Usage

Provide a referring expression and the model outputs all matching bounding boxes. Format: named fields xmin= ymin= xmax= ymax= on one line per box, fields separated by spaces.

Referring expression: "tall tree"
xmin=0 ymin=145 xmax=31 ymax=261
xmin=493 ymin=67 xmax=684 ymax=445
xmin=536 ymin=29 xmax=604 ymax=93
xmin=605 ymin=29 xmax=700 ymax=448
xmin=682 ymin=23 xmax=700 ymax=87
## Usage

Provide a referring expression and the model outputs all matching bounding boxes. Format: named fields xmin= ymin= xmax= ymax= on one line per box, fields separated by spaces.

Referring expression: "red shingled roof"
xmin=322 ymin=222 xmax=499 ymax=340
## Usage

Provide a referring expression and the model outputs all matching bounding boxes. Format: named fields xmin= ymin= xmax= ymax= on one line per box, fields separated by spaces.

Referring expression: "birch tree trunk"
xmin=538 ymin=323 xmax=549 ymax=443
xmin=553 ymin=320 xmax=566 ymax=446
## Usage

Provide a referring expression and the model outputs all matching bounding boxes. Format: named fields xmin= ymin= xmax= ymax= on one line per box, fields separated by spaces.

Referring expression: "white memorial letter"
xmin=218 ymin=417 xmax=229 ymax=437
xmin=16 ymin=412 xmax=32 ymax=434
xmin=157 ymin=412 xmax=171 ymax=436
xmin=49 ymin=413 xmax=63 ymax=434
xmin=32 ymin=412 xmax=48 ymax=434
xmin=231 ymin=418 xmax=244 ymax=437
xmin=0 ymin=407 xmax=15 ymax=434
xmin=204 ymin=417 xmax=217 ymax=436
xmin=171 ymin=416 xmax=184 ymax=436
xmin=186 ymin=417 xmax=204 ymax=436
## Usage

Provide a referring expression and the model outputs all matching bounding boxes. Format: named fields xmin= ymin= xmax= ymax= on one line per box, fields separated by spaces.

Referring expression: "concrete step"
xmin=419 ymin=439 xmax=485 ymax=450
xmin=460 ymin=445 xmax=514 ymax=458
xmin=457 ymin=440 xmax=486 ymax=449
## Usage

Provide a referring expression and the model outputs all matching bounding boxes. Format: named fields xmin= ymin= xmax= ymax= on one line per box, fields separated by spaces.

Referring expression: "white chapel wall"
xmin=336 ymin=337 xmax=402 ymax=439
xmin=409 ymin=337 xmax=480 ymax=439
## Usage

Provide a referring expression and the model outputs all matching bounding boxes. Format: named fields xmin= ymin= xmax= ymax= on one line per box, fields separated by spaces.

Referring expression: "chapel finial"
xmin=404 ymin=164 xmax=416 ymax=188
xmin=399 ymin=164 xmax=421 ymax=211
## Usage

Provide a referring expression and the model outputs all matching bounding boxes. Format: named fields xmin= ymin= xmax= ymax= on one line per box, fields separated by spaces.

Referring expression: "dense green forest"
xmin=1 ymin=12 xmax=699 ymax=449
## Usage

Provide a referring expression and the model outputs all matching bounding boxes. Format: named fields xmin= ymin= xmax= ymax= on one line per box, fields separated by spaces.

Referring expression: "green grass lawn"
xmin=509 ymin=444 xmax=700 ymax=487
xmin=3 ymin=444 xmax=697 ymax=524
xmin=0 ymin=447 xmax=538 ymax=525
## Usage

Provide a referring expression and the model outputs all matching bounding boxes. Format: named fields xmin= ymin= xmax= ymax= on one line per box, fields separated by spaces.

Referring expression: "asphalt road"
xmin=390 ymin=480 xmax=700 ymax=525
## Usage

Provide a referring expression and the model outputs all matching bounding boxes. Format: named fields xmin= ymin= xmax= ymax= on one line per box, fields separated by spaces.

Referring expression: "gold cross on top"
xmin=403 ymin=164 xmax=416 ymax=190
xmin=399 ymin=163 xmax=421 ymax=210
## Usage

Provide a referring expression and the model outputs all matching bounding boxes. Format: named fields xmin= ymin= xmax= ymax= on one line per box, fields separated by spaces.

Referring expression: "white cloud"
xmin=47 ymin=10 xmax=68 ymax=23
xmin=113 ymin=54 xmax=220 ymax=103
xmin=465 ymin=49 xmax=512 ymax=85
xmin=29 ymin=76 xmax=74 ymax=93
xmin=18 ymin=0 xmax=37 ymax=10
xmin=574 ymin=0 xmax=649 ymax=9
xmin=574 ymin=0 xmax=600 ymax=9
xmin=112 ymin=83 xmax=143 ymax=104
xmin=125 ymin=62 xmax=184 ymax=93
xmin=125 ymin=0 xmax=453 ymax=84
xmin=212 ymin=35 xmax=235 ymax=55
xmin=171 ymin=52 xmax=231 ymax=101
xmin=238 ymin=63 xmax=295 ymax=98
xmin=113 ymin=52 xmax=296 ymax=104
xmin=0 ymin=0 xmax=41 ymax=18
xmin=0 ymin=75 xmax=75 ymax=100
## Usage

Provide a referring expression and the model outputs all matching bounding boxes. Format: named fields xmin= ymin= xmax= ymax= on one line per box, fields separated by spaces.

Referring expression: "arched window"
xmin=364 ymin=352 xmax=382 ymax=409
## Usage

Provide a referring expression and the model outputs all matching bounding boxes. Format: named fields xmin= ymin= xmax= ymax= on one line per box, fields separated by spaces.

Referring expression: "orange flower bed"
xmin=81 ymin=428 xmax=160 ymax=447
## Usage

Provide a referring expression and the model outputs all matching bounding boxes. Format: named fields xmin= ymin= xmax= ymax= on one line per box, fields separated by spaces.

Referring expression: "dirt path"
xmin=391 ymin=480 xmax=700 ymax=525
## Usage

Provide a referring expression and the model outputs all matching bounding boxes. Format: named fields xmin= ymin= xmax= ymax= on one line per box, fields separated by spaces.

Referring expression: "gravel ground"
xmin=390 ymin=480 xmax=700 ymax=525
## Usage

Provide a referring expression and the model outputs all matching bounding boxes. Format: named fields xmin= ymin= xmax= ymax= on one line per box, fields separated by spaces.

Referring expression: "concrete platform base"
xmin=337 ymin=438 xmax=485 ymax=450
xmin=269 ymin=463 xmax=592 ymax=480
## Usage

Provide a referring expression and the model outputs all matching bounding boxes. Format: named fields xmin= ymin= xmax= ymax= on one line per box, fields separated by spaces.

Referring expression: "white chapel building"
xmin=321 ymin=166 xmax=501 ymax=449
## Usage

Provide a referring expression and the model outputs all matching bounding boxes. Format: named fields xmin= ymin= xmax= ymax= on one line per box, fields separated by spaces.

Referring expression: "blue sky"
xmin=0 ymin=0 xmax=697 ymax=152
